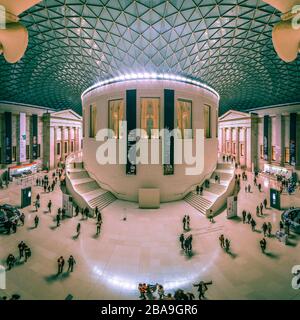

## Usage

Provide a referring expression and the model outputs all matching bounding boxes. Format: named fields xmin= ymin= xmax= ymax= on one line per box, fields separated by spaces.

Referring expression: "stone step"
xmin=82 ymin=188 xmax=107 ymax=202
xmin=68 ymin=170 xmax=90 ymax=180
xmin=74 ymin=181 xmax=100 ymax=194
xmin=184 ymin=192 xmax=212 ymax=215
xmin=88 ymin=192 xmax=117 ymax=210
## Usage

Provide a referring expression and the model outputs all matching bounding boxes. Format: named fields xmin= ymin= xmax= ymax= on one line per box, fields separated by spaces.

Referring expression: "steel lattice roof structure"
xmin=0 ymin=0 xmax=299 ymax=115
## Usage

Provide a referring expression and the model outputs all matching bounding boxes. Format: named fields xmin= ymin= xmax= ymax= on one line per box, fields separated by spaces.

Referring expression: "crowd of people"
xmin=138 ymin=280 xmax=212 ymax=300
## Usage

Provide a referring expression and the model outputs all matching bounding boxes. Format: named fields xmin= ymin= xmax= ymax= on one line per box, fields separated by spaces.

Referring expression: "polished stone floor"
xmin=0 ymin=171 xmax=300 ymax=300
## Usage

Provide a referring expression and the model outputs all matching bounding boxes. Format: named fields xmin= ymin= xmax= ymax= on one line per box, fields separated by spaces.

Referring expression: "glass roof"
xmin=0 ymin=0 xmax=299 ymax=115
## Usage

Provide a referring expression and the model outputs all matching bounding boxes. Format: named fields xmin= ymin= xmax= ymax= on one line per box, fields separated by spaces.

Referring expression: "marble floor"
xmin=0 ymin=171 xmax=300 ymax=300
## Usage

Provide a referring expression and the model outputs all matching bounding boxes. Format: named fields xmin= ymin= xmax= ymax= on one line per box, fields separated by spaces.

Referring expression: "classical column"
xmin=229 ymin=128 xmax=233 ymax=155
xmin=235 ymin=127 xmax=240 ymax=164
xmin=77 ymin=126 xmax=81 ymax=151
xmin=242 ymin=127 xmax=247 ymax=168
xmin=68 ymin=127 xmax=71 ymax=155
xmin=61 ymin=126 xmax=65 ymax=161
xmin=222 ymin=128 xmax=226 ymax=154
xmin=53 ymin=127 xmax=57 ymax=168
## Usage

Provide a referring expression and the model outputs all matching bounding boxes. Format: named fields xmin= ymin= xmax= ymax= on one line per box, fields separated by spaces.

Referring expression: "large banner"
xmin=163 ymin=89 xmax=175 ymax=175
xmin=19 ymin=112 xmax=26 ymax=162
xmin=290 ymin=113 xmax=297 ymax=166
xmin=32 ymin=114 xmax=38 ymax=159
xmin=126 ymin=89 xmax=137 ymax=175
xmin=263 ymin=115 xmax=269 ymax=161
xmin=4 ymin=112 xmax=12 ymax=164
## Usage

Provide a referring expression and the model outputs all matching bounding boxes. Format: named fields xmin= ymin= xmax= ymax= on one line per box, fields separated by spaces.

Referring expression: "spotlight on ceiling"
xmin=0 ymin=0 xmax=41 ymax=63
xmin=263 ymin=0 xmax=300 ymax=62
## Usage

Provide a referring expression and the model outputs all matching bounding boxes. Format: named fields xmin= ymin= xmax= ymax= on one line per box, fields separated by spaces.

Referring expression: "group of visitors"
xmin=218 ymin=234 xmax=231 ymax=252
xmin=57 ymin=255 xmax=76 ymax=274
xmin=179 ymin=233 xmax=193 ymax=255
xmin=138 ymin=280 xmax=212 ymax=300
xmin=6 ymin=241 xmax=32 ymax=270
xmin=222 ymin=154 xmax=234 ymax=163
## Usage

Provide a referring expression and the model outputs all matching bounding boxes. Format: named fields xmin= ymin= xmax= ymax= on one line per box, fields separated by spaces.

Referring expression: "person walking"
xmin=67 ymin=255 xmax=76 ymax=272
xmin=219 ymin=234 xmax=225 ymax=248
xmin=34 ymin=215 xmax=39 ymax=228
xmin=208 ymin=210 xmax=214 ymax=223
xmin=43 ymin=184 xmax=47 ymax=193
xmin=247 ymin=184 xmax=251 ymax=193
xmin=12 ymin=221 xmax=17 ymax=233
xmin=262 ymin=222 xmax=268 ymax=236
xmin=24 ymin=245 xmax=31 ymax=262
xmin=95 ymin=206 xmax=99 ymax=219
xmin=256 ymin=205 xmax=260 ymax=217
xmin=6 ymin=254 xmax=16 ymax=270
xmin=263 ymin=198 xmax=267 ymax=209
xmin=187 ymin=235 xmax=193 ymax=253
xmin=242 ymin=210 xmax=246 ymax=223
xmin=96 ymin=221 xmax=102 ymax=235
xmin=47 ymin=200 xmax=52 ymax=213
xmin=186 ymin=215 xmax=190 ymax=230
xmin=34 ymin=199 xmax=40 ymax=212
xmin=225 ymin=238 xmax=230 ymax=252
xmin=56 ymin=214 xmax=61 ymax=227
xmin=157 ymin=284 xmax=165 ymax=300
xmin=97 ymin=211 xmax=102 ymax=222
xmin=182 ymin=215 xmax=187 ymax=231
xmin=75 ymin=205 xmax=80 ymax=217
xmin=267 ymin=222 xmax=272 ymax=237
xmin=76 ymin=222 xmax=81 ymax=236
xmin=18 ymin=241 xmax=25 ymax=259
xmin=57 ymin=256 xmax=65 ymax=274
xmin=279 ymin=220 xmax=284 ymax=231
xmin=247 ymin=212 xmax=252 ymax=224
xmin=250 ymin=218 xmax=256 ymax=232
xmin=193 ymin=281 xmax=211 ymax=300
xmin=258 ymin=183 xmax=262 ymax=192
xmin=179 ymin=233 xmax=185 ymax=250
xmin=260 ymin=203 xmax=263 ymax=215
xmin=260 ymin=238 xmax=267 ymax=253
xmin=19 ymin=213 xmax=25 ymax=226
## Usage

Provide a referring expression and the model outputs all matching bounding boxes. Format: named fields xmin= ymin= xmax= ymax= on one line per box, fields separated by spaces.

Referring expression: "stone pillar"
xmin=61 ymin=126 xmax=65 ymax=161
xmin=229 ymin=128 xmax=233 ymax=155
xmin=77 ymin=126 xmax=81 ymax=151
xmin=235 ymin=127 xmax=240 ymax=164
xmin=68 ymin=127 xmax=71 ymax=155
xmin=222 ymin=128 xmax=226 ymax=154
xmin=53 ymin=127 xmax=57 ymax=168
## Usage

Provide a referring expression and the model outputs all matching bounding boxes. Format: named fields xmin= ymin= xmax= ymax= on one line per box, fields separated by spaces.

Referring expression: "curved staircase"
xmin=184 ymin=161 xmax=235 ymax=216
xmin=66 ymin=155 xmax=116 ymax=211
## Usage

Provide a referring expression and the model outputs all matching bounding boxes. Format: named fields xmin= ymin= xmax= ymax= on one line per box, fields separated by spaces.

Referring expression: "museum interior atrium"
xmin=0 ymin=0 xmax=300 ymax=301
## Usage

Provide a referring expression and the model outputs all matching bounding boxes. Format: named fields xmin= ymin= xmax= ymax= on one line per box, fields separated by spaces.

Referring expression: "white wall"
xmin=82 ymin=79 xmax=219 ymax=202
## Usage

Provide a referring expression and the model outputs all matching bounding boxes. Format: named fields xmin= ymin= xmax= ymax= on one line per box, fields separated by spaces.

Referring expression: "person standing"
xmin=267 ymin=222 xmax=272 ymax=237
xmin=179 ymin=233 xmax=185 ymax=250
xmin=219 ymin=234 xmax=225 ymax=248
xmin=263 ymin=198 xmax=267 ymax=209
xmin=75 ymin=205 xmax=80 ymax=217
xmin=242 ymin=210 xmax=246 ymax=223
xmin=193 ymin=281 xmax=210 ymax=300
xmin=256 ymin=206 xmax=260 ymax=217
xmin=67 ymin=255 xmax=76 ymax=272
xmin=260 ymin=238 xmax=267 ymax=253
xmin=279 ymin=220 xmax=284 ymax=231
xmin=225 ymin=238 xmax=230 ymax=252
xmin=57 ymin=256 xmax=65 ymax=274
xmin=186 ymin=215 xmax=190 ymax=230
xmin=6 ymin=254 xmax=16 ymax=270
xmin=76 ymin=223 xmax=81 ymax=236
xmin=187 ymin=235 xmax=193 ymax=253
xmin=96 ymin=221 xmax=102 ymax=235
xmin=250 ymin=218 xmax=256 ymax=232
xmin=34 ymin=215 xmax=39 ymax=228
xmin=24 ymin=245 xmax=31 ymax=262
xmin=182 ymin=215 xmax=187 ymax=231
xmin=12 ymin=221 xmax=17 ymax=233
xmin=47 ymin=200 xmax=52 ymax=213
xmin=18 ymin=241 xmax=25 ymax=258
xmin=258 ymin=183 xmax=262 ymax=192
xmin=260 ymin=203 xmax=263 ymax=215
xmin=56 ymin=214 xmax=61 ymax=227
xmin=262 ymin=222 xmax=268 ymax=236
xmin=247 ymin=184 xmax=251 ymax=193
xmin=247 ymin=212 xmax=252 ymax=224
xmin=157 ymin=284 xmax=164 ymax=300
xmin=19 ymin=213 xmax=25 ymax=226
xmin=97 ymin=211 xmax=102 ymax=222
xmin=95 ymin=206 xmax=99 ymax=219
